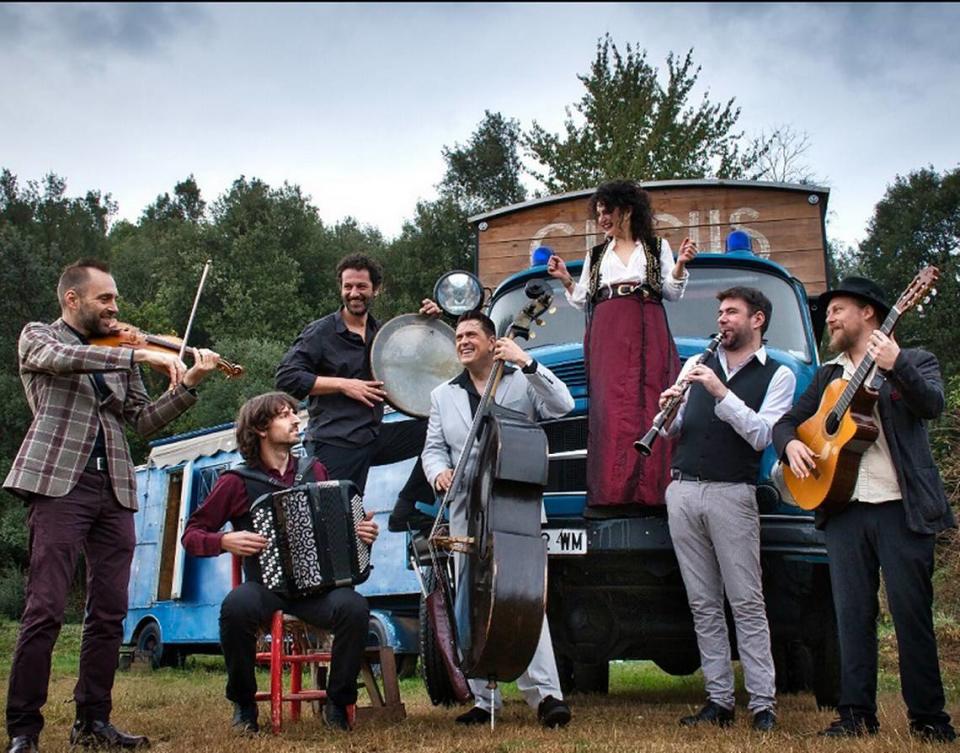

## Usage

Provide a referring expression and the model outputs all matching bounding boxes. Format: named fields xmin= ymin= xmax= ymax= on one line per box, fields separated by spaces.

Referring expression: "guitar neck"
xmin=833 ymin=305 xmax=901 ymax=416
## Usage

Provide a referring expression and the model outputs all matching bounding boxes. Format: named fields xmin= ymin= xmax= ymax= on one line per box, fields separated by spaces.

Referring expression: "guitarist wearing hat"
xmin=772 ymin=276 xmax=955 ymax=741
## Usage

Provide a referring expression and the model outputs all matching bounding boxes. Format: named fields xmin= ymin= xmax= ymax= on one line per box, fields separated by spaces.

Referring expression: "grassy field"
xmin=0 ymin=621 xmax=957 ymax=753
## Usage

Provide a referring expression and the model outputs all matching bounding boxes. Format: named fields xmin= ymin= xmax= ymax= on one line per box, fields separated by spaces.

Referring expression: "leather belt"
xmin=595 ymin=284 xmax=654 ymax=302
xmin=85 ymin=456 xmax=109 ymax=472
xmin=670 ymin=469 xmax=702 ymax=482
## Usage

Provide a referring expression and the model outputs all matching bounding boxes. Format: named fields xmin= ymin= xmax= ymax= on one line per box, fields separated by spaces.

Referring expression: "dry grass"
xmin=1 ymin=624 xmax=956 ymax=753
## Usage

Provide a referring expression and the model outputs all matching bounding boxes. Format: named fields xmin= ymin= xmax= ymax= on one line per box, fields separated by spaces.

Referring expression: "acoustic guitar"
xmin=783 ymin=266 xmax=939 ymax=513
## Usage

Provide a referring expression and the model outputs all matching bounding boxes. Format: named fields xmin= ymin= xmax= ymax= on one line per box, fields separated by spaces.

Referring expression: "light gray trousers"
xmin=665 ymin=479 xmax=776 ymax=713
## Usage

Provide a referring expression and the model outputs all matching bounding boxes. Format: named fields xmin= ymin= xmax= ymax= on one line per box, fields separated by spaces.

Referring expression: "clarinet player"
xmin=659 ymin=287 xmax=795 ymax=732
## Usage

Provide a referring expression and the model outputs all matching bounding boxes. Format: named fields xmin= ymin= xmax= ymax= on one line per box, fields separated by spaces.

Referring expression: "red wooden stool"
xmin=231 ymin=556 xmax=405 ymax=734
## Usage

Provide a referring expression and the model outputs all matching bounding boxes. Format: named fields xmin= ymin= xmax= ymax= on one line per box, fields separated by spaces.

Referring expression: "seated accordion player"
xmin=250 ymin=480 xmax=372 ymax=598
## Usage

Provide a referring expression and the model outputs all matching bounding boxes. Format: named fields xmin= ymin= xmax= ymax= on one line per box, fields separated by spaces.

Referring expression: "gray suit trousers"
xmin=666 ymin=479 xmax=776 ymax=713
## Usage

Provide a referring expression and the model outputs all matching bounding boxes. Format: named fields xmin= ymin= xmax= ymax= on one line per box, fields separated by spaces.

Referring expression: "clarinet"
xmin=634 ymin=333 xmax=723 ymax=456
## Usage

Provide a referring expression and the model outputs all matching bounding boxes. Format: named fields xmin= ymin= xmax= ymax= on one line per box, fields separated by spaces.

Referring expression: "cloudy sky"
xmin=1 ymin=2 xmax=957 ymax=250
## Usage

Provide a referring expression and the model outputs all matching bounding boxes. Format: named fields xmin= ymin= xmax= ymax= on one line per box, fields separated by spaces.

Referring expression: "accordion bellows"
xmin=251 ymin=480 xmax=371 ymax=597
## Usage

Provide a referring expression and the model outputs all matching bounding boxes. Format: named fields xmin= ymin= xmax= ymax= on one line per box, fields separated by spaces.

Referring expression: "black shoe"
xmin=455 ymin=706 xmax=491 ymax=725
xmin=323 ymin=703 xmax=351 ymax=731
xmin=230 ymin=703 xmax=259 ymax=736
xmin=911 ymin=721 xmax=958 ymax=743
xmin=679 ymin=701 xmax=735 ymax=728
xmin=6 ymin=736 xmax=38 ymax=753
xmin=69 ymin=719 xmax=150 ymax=749
xmin=819 ymin=713 xmax=880 ymax=737
xmin=752 ymin=709 xmax=777 ymax=732
xmin=537 ymin=696 xmax=571 ymax=728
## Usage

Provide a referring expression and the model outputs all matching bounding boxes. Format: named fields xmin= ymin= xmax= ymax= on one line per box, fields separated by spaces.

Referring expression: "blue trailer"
xmin=121 ymin=411 xmax=422 ymax=675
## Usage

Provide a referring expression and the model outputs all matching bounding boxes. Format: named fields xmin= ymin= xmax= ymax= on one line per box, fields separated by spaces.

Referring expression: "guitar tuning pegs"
xmin=535 ymin=318 xmax=545 ymax=326
xmin=528 ymin=332 xmax=536 ymax=340
xmin=931 ymin=287 xmax=938 ymax=296
xmin=548 ymin=307 xmax=557 ymax=315
xmin=917 ymin=304 xmax=924 ymax=315
xmin=923 ymin=296 xmax=930 ymax=305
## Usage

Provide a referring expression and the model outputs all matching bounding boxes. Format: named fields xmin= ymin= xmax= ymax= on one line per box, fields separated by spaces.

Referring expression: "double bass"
xmin=426 ymin=281 xmax=554 ymax=716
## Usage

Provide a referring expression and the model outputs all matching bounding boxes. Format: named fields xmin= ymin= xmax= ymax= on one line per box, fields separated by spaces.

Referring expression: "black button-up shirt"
xmin=275 ymin=309 xmax=382 ymax=447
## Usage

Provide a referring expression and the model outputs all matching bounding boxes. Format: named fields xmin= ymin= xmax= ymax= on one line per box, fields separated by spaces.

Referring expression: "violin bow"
xmin=177 ymin=259 xmax=213 ymax=362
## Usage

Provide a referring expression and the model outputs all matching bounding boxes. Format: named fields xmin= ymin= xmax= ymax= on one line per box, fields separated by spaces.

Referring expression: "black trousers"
xmin=306 ymin=418 xmax=433 ymax=511
xmin=219 ymin=582 xmax=369 ymax=707
xmin=824 ymin=500 xmax=950 ymax=725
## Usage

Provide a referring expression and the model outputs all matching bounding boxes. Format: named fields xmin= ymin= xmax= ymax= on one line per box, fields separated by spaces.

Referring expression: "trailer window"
xmin=193 ymin=463 xmax=230 ymax=513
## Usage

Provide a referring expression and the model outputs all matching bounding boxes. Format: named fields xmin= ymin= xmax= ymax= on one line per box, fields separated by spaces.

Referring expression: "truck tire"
xmin=572 ymin=661 xmax=609 ymax=694
xmin=134 ymin=621 xmax=181 ymax=670
xmin=418 ymin=569 xmax=459 ymax=706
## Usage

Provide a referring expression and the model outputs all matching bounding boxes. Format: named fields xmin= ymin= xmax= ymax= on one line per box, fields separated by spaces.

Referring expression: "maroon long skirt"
xmin=584 ymin=295 xmax=679 ymax=509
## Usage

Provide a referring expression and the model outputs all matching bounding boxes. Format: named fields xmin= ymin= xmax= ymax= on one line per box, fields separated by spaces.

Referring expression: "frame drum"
xmin=370 ymin=314 xmax=460 ymax=418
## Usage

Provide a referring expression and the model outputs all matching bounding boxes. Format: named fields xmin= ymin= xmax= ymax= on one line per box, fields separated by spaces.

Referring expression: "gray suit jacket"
xmin=3 ymin=319 xmax=198 ymax=510
xmin=422 ymin=362 xmax=574 ymax=535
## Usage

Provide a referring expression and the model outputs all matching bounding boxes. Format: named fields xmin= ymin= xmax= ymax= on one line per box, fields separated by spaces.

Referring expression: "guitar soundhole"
xmin=825 ymin=413 xmax=840 ymax=435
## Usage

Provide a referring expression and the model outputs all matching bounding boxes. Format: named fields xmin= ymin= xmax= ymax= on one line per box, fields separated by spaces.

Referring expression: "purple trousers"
xmin=6 ymin=470 xmax=135 ymax=738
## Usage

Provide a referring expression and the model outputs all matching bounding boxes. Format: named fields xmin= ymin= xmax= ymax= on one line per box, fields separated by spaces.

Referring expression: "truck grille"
xmin=542 ymin=417 xmax=588 ymax=493
xmin=547 ymin=458 xmax=587 ymax=493
xmin=547 ymin=361 xmax=587 ymax=389
xmin=542 ymin=417 xmax=587 ymax=453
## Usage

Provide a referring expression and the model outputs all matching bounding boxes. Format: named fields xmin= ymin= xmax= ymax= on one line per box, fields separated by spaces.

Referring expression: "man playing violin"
xmin=421 ymin=310 xmax=574 ymax=728
xmin=773 ymin=277 xmax=955 ymax=741
xmin=3 ymin=259 xmax=221 ymax=753
xmin=276 ymin=253 xmax=437 ymax=533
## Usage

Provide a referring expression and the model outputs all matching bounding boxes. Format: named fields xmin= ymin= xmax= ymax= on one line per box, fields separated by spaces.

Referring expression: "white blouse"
xmin=565 ymin=237 xmax=688 ymax=311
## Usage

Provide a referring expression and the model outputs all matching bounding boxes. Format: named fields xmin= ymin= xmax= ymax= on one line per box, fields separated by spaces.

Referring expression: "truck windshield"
xmin=488 ymin=266 xmax=811 ymax=362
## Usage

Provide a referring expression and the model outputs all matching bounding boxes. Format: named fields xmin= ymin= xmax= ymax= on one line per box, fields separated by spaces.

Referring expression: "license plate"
xmin=542 ymin=528 xmax=587 ymax=555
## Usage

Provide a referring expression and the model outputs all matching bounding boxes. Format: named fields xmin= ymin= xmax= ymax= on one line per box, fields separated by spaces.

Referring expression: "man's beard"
xmin=342 ymin=295 xmax=371 ymax=315
xmin=828 ymin=327 xmax=856 ymax=354
xmin=77 ymin=305 xmax=114 ymax=337
xmin=722 ymin=326 xmax=748 ymax=351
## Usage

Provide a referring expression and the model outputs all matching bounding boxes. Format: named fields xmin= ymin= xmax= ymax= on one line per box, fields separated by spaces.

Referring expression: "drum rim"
xmin=370 ymin=313 xmax=459 ymax=418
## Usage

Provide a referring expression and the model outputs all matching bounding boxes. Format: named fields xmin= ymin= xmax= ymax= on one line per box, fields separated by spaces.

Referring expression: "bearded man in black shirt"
xmin=275 ymin=253 xmax=435 ymax=530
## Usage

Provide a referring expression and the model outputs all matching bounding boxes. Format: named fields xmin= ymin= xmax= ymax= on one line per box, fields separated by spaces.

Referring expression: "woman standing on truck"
xmin=548 ymin=179 xmax=697 ymax=512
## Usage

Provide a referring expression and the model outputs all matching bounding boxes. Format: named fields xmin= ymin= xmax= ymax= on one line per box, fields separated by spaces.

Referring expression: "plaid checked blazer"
xmin=3 ymin=319 xmax=198 ymax=510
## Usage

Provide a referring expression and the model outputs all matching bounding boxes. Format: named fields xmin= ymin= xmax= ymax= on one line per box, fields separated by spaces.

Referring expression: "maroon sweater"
xmin=181 ymin=456 xmax=329 ymax=557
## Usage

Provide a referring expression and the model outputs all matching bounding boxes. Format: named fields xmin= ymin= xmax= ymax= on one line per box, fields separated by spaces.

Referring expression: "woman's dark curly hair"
xmin=589 ymin=180 xmax=657 ymax=253
xmin=235 ymin=392 xmax=300 ymax=466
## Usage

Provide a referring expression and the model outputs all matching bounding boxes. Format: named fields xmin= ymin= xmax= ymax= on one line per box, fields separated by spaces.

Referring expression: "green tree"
xmin=856 ymin=166 xmax=960 ymax=378
xmin=440 ymin=110 xmax=527 ymax=215
xmin=525 ymin=35 xmax=771 ymax=192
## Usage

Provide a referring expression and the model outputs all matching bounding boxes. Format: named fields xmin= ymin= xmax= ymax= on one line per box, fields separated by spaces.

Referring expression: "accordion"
xmin=250 ymin=480 xmax=371 ymax=598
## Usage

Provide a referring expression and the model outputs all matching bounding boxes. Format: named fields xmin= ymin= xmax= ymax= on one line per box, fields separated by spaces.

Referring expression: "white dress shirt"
xmin=669 ymin=346 xmax=796 ymax=451
xmin=565 ymin=237 xmax=688 ymax=310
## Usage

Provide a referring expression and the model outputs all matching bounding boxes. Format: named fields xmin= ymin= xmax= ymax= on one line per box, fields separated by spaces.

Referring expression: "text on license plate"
xmin=542 ymin=528 xmax=587 ymax=555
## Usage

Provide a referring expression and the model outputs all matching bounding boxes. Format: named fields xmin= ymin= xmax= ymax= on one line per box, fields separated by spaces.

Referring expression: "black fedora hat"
xmin=819 ymin=276 xmax=891 ymax=321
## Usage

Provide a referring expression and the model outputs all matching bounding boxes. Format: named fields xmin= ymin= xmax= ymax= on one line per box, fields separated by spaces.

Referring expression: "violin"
xmin=89 ymin=322 xmax=244 ymax=379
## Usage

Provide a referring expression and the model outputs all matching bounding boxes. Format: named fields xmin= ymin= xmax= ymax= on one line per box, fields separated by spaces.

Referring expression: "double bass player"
xmin=421 ymin=311 xmax=574 ymax=728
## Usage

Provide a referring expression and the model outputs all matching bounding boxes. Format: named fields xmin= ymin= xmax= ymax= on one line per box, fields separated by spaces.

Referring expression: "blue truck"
xmin=123 ymin=180 xmax=839 ymax=705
